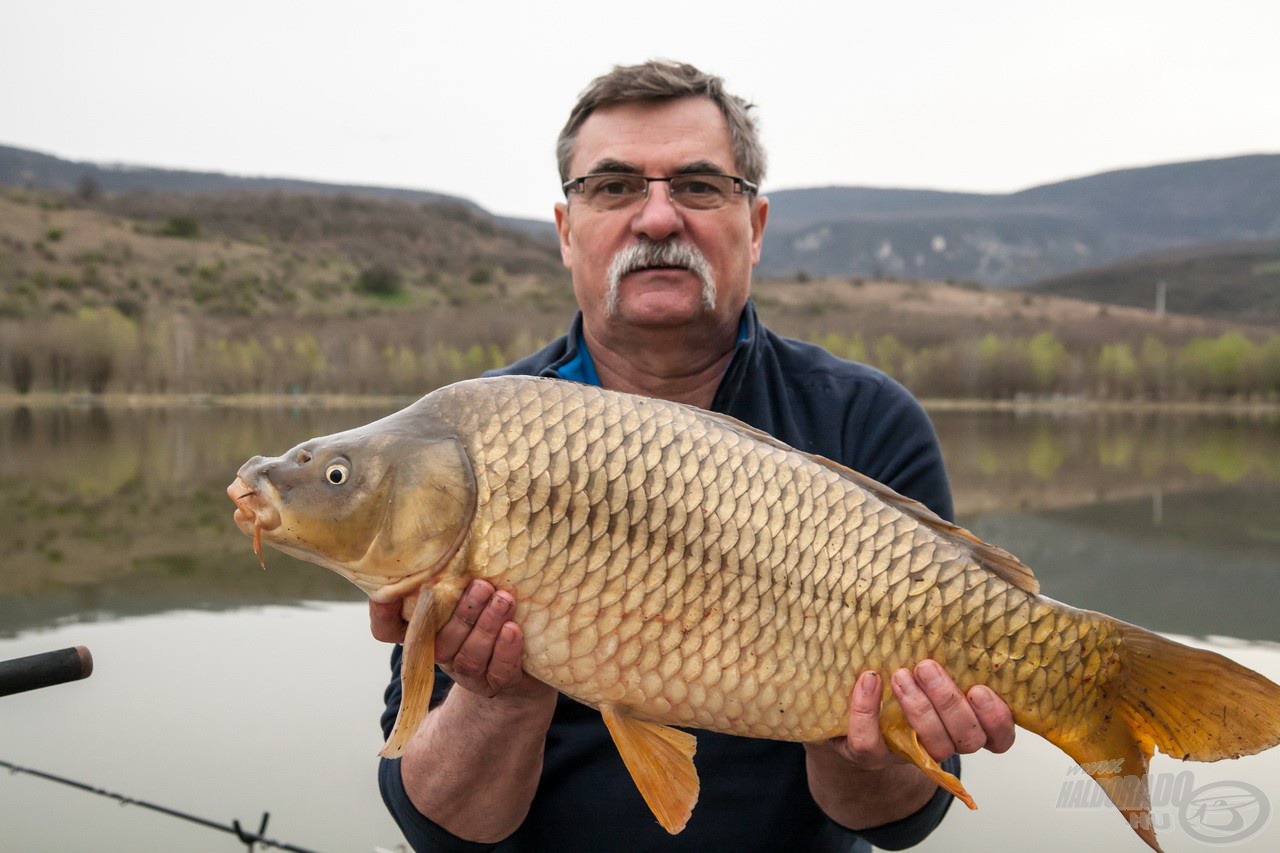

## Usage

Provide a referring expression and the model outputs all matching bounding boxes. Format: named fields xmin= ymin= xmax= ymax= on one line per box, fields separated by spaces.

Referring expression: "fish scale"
xmin=230 ymin=375 xmax=1280 ymax=849
xmin=448 ymin=379 xmax=982 ymax=740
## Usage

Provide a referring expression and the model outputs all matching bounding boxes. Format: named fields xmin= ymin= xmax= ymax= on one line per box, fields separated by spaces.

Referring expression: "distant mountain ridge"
xmin=760 ymin=154 xmax=1280 ymax=285
xmin=4 ymin=143 xmax=1278 ymax=293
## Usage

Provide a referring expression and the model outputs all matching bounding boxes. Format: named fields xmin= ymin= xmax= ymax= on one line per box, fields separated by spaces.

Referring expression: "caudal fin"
xmin=1055 ymin=621 xmax=1280 ymax=851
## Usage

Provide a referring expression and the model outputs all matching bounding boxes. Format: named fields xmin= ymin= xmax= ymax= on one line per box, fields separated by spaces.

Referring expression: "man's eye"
xmin=681 ymin=180 xmax=718 ymax=195
xmin=598 ymin=180 xmax=636 ymax=195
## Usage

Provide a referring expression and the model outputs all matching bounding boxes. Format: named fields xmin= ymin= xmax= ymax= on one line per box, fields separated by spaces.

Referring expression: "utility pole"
xmin=1155 ymin=280 xmax=1167 ymax=317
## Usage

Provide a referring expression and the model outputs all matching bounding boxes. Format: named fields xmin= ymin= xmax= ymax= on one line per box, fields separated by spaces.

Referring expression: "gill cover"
xmin=358 ymin=435 xmax=476 ymax=601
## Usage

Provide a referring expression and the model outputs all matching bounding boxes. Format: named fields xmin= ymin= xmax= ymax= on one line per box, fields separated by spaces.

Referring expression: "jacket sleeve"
xmin=377 ymin=647 xmax=501 ymax=852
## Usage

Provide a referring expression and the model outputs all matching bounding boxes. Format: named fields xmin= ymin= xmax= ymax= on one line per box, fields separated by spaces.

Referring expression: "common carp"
xmin=228 ymin=376 xmax=1280 ymax=850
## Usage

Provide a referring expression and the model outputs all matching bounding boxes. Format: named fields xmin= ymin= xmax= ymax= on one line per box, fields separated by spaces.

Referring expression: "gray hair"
xmin=556 ymin=60 xmax=767 ymax=188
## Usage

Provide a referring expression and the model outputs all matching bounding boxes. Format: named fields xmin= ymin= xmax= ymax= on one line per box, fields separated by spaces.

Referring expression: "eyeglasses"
xmin=562 ymin=173 xmax=759 ymax=211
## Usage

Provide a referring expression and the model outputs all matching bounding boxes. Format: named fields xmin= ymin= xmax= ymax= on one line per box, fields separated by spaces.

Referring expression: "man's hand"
xmin=371 ymin=580 xmax=557 ymax=842
xmin=838 ymin=660 xmax=1015 ymax=769
xmin=370 ymin=579 xmax=554 ymax=702
xmin=804 ymin=659 xmax=1015 ymax=831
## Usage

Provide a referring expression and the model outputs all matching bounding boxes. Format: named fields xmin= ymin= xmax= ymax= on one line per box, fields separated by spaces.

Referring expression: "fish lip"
xmin=227 ymin=476 xmax=282 ymax=534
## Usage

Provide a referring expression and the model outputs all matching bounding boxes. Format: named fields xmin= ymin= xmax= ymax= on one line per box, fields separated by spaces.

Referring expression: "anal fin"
xmin=1056 ymin=722 xmax=1160 ymax=851
xmin=600 ymin=704 xmax=700 ymax=834
xmin=879 ymin=700 xmax=977 ymax=810
xmin=380 ymin=588 xmax=451 ymax=758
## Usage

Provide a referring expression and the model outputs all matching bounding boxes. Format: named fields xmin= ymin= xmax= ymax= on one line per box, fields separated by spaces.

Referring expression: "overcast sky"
xmin=3 ymin=1 xmax=1277 ymax=220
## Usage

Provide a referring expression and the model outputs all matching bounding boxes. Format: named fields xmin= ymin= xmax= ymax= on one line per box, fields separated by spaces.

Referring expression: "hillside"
xmin=0 ymin=142 xmax=551 ymax=241
xmin=0 ymin=142 xmax=479 ymax=211
xmin=1025 ymin=237 xmax=1280 ymax=323
xmin=0 ymin=189 xmax=568 ymax=319
xmin=760 ymin=154 xmax=1280 ymax=286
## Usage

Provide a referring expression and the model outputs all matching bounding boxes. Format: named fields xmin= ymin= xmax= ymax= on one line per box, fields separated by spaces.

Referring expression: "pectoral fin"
xmin=600 ymin=705 xmax=700 ymax=834
xmin=380 ymin=588 xmax=452 ymax=758
xmin=879 ymin=700 xmax=977 ymax=810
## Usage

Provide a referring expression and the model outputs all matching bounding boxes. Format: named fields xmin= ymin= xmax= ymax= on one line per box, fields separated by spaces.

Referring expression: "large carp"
xmin=228 ymin=376 xmax=1280 ymax=850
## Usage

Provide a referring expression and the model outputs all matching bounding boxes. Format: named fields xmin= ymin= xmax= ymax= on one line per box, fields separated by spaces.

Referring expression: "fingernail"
xmin=970 ymin=686 xmax=994 ymax=710
xmin=892 ymin=669 xmax=918 ymax=695
xmin=917 ymin=659 xmax=944 ymax=688
xmin=491 ymin=592 xmax=512 ymax=614
xmin=859 ymin=672 xmax=880 ymax=696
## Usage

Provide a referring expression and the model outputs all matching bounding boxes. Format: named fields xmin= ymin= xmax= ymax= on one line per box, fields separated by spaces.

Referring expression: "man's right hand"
xmin=371 ymin=579 xmax=554 ymax=701
xmin=371 ymin=579 xmax=557 ymax=841
xmin=434 ymin=579 xmax=555 ymax=701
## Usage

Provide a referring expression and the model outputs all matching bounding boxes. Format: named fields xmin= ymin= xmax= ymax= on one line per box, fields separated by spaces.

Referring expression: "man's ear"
xmin=554 ymin=202 xmax=572 ymax=269
xmin=749 ymin=195 xmax=769 ymax=266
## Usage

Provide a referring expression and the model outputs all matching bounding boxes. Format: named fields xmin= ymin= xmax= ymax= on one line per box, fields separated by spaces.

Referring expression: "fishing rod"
xmin=1 ymin=758 xmax=322 ymax=853
xmin=0 ymin=645 xmax=94 ymax=697
xmin=2 ymin=646 xmax=320 ymax=852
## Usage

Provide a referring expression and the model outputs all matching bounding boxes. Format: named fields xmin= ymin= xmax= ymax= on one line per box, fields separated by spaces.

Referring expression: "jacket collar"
xmin=547 ymin=302 xmax=763 ymax=414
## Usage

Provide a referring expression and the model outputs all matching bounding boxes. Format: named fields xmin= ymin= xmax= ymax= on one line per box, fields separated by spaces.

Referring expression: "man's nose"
xmin=630 ymin=181 xmax=683 ymax=241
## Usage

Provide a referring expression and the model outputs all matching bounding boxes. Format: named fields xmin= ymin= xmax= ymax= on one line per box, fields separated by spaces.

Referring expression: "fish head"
xmin=227 ymin=411 xmax=476 ymax=603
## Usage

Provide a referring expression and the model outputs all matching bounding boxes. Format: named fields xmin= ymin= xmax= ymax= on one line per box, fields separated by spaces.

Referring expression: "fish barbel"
xmin=227 ymin=376 xmax=1280 ymax=850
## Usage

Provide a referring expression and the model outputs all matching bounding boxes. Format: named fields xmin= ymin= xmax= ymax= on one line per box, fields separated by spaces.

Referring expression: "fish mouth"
xmin=227 ymin=476 xmax=282 ymax=568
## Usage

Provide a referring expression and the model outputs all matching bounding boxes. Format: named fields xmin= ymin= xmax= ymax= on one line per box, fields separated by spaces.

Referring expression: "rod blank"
xmin=0 ymin=646 xmax=94 ymax=697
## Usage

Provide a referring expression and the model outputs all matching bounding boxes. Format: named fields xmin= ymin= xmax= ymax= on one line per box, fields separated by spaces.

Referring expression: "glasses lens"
xmin=670 ymin=174 xmax=735 ymax=209
xmin=582 ymin=174 xmax=648 ymax=210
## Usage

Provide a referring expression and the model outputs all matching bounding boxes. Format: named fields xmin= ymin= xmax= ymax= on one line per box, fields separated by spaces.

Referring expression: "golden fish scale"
xmin=428 ymin=378 xmax=1123 ymax=743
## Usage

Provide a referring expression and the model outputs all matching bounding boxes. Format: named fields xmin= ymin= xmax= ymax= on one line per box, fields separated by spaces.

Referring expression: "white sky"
xmin=3 ymin=1 xmax=1277 ymax=220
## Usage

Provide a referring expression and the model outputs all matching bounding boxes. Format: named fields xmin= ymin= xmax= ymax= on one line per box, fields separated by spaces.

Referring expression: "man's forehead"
xmin=570 ymin=96 xmax=737 ymax=175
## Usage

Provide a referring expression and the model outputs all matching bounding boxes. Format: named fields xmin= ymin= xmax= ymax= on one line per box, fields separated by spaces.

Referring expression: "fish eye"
xmin=325 ymin=462 xmax=350 ymax=485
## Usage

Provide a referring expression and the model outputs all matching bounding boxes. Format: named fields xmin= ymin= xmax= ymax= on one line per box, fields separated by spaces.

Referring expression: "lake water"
xmin=1 ymin=402 xmax=1277 ymax=852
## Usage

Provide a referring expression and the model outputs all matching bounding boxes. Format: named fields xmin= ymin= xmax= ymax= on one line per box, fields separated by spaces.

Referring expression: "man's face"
xmin=554 ymin=97 xmax=768 ymax=335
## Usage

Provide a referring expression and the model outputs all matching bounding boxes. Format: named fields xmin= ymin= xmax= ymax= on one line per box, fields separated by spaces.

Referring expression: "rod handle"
xmin=0 ymin=646 xmax=94 ymax=697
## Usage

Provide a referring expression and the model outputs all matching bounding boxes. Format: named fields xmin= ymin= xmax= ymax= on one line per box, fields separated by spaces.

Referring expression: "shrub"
xmin=357 ymin=264 xmax=403 ymax=297
xmin=160 ymin=216 xmax=200 ymax=238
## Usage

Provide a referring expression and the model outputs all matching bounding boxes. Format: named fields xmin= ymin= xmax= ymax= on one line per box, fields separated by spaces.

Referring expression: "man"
xmin=372 ymin=60 xmax=1015 ymax=851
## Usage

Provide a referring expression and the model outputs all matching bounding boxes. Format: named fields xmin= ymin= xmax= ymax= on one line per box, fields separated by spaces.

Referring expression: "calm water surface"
xmin=0 ymin=403 xmax=1277 ymax=852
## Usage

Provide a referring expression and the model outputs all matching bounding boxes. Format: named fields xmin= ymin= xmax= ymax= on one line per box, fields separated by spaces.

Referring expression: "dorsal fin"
xmin=697 ymin=408 xmax=1040 ymax=596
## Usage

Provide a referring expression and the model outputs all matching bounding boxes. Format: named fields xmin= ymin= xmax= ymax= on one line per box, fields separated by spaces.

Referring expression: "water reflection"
xmin=1 ymin=403 xmax=1278 ymax=852
xmin=930 ymin=410 xmax=1280 ymax=643
xmin=0 ymin=403 xmax=397 ymax=637
xmin=0 ymin=404 xmax=1277 ymax=639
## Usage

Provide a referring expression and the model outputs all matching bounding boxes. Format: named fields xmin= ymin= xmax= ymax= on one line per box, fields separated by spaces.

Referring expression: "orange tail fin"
xmin=1054 ymin=621 xmax=1280 ymax=851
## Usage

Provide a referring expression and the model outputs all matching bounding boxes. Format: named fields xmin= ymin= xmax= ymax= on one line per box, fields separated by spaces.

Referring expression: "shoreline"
xmin=0 ymin=390 xmax=1277 ymax=416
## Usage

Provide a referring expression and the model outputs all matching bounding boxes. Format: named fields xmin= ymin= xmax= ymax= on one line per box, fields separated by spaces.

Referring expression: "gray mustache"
xmin=606 ymin=241 xmax=716 ymax=315
xmin=609 ymin=241 xmax=707 ymax=277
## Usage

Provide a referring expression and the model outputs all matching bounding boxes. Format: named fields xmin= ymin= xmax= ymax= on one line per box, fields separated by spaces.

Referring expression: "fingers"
xmin=369 ymin=600 xmax=408 ymax=644
xmin=968 ymin=685 xmax=1016 ymax=754
xmin=891 ymin=660 xmax=1016 ymax=761
xmin=435 ymin=580 xmax=524 ymax=698
xmin=436 ymin=579 xmax=503 ymax=663
xmin=841 ymin=671 xmax=893 ymax=766
xmin=485 ymin=623 xmax=525 ymax=693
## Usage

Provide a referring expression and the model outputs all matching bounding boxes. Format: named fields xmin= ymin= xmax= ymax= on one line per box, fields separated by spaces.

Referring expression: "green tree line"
xmin=4 ymin=309 xmax=1280 ymax=400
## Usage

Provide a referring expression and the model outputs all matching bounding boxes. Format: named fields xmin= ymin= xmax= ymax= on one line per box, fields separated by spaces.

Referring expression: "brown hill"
xmin=0 ymin=189 xmax=569 ymax=319
xmin=1026 ymin=237 xmax=1280 ymax=323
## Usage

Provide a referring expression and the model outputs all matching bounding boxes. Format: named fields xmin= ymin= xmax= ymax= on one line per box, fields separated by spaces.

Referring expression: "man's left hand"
xmin=835 ymin=659 xmax=1015 ymax=770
